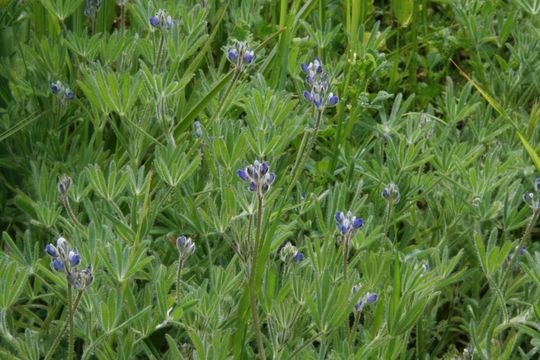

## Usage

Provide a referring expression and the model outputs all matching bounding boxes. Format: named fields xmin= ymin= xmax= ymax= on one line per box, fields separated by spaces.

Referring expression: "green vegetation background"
xmin=1 ymin=0 xmax=540 ymax=359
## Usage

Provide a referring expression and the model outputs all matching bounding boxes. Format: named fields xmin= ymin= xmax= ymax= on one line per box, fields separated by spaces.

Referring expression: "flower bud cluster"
xmin=279 ymin=242 xmax=304 ymax=263
xmin=45 ymin=237 xmax=93 ymax=290
xmin=335 ymin=210 xmax=364 ymax=235
xmin=237 ymin=160 xmax=276 ymax=196
xmin=352 ymin=284 xmax=378 ymax=312
xmin=50 ymin=81 xmax=75 ymax=100
xmin=176 ymin=235 xmax=196 ymax=259
xmin=227 ymin=41 xmax=255 ymax=71
xmin=522 ymin=178 xmax=540 ymax=210
xmin=149 ymin=9 xmax=173 ymax=30
xmin=382 ymin=183 xmax=400 ymax=203
xmin=84 ymin=0 xmax=101 ymax=17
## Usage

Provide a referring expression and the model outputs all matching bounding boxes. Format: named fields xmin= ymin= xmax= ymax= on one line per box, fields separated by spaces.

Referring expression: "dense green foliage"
xmin=1 ymin=0 xmax=540 ymax=358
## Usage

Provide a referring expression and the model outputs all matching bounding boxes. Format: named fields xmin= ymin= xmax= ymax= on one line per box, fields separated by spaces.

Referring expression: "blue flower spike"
xmin=227 ymin=40 xmax=255 ymax=71
xmin=45 ymin=243 xmax=58 ymax=258
xmin=150 ymin=9 xmax=174 ymax=30
xmin=176 ymin=235 xmax=196 ymax=258
xmin=301 ymin=58 xmax=337 ymax=111
xmin=237 ymin=160 xmax=276 ymax=196
xmin=335 ymin=210 xmax=364 ymax=235
xmin=292 ymin=251 xmax=305 ymax=262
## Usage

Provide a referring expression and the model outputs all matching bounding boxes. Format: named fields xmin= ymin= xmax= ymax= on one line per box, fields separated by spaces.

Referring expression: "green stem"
xmin=62 ymin=197 xmax=85 ymax=231
xmin=286 ymin=110 xmax=323 ymax=197
xmin=343 ymin=235 xmax=349 ymax=281
xmin=348 ymin=312 xmax=360 ymax=344
xmin=44 ymin=290 xmax=83 ymax=360
xmin=248 ymin=194 xmax=266 ymax=359
xmin=175 ymin=256 xmax=185 ymax=306
xmin=155 ymin=32 xmax=165 ymax=72
xmin=502 ymin=208 xmax=539 ymax=286
xmin=67 ymin=283 xmax=74 ymax=360
xmin=384 ymin=198 xmax=394 ymax=244
xmin=209 ymin=70 xmax=240 ymax=124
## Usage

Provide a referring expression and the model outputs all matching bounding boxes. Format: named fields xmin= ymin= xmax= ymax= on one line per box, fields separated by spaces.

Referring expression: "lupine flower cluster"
xmin=194 ymin=121 xmax=202 ymax=138
xmin=382 ymin=183 xmax=400 ymax=203
xmin=149 ymin=9 xmax=173 ymax=30
xmin=279 ymin=242 xmax=305 ymax=262
xmin=335 ymin=210 xmax=364 ymax=235
xmin=522 ymin=178 xmax=540 ymax=210
xmin=57 ymin=174 xmax=72 ymax=199
xmin=176 ymin=235 xmax=196 ymax=258
xmin=237 ymin=160 xmax=276 ymax=196
xmin=84 ymin=0 xmax=101 ymax=17
xmin=50 ymin=81 xmax=75 ymax=100
xmin=227 ymin=41 xmax=255 ymax=71
xmin=352 ymin=284 xmax=378 ymax=312
xmin=301 ymin=59 xmax=338 ymax=111
xmin=45 ymin=237 xmax=93 ymax=290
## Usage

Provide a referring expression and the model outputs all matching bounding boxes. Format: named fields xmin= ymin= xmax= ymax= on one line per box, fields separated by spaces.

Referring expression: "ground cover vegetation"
xmin=1 ymin=0 xmax=540 ymax=358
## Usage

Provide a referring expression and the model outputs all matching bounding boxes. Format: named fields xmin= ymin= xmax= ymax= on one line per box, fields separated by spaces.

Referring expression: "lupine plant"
xmin=3 ymin=1 xmax=540 ymax=359
xmin=43 ymin=237 xmax=93 ymax=360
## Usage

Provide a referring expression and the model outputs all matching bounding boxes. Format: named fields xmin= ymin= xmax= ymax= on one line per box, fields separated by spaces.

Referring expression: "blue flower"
xmin=292 ymin=251 xmax=305 ymax=262
xmin=149 ymin=16 xmax=160 ymax=27
xmin=228 ymin=48 xmax=238 ymax=62
xmin=45 ymin=243 xmax=58 ymax=258
xmin=176 ymin=235 xmax=196 ymax=257
xmin=69 ymin=250 xmax=80 ymax=266
xmin=52 ymin=258 xmax=64 ymax=271
xmin=50 ymin=81 xmax=63 ymax=95
xmin=366 ymin=293 xmax=378 ymax=303
xmin=327 ymin=93 xmax=339 ymax=106
xmin=150 ymin=9 xmax=173 ymax=30
xmin=535 ymin=178 xmax=540 ymax=193
xmin=382 ymin=183 xmax=400 ymax=203
xmin=227 ymin=41 xmax=255 ymax=70
xmin=301 ymin=58 xmax=337 ymax=111
xmin=243 ymin=51 xmax=255 ymax=64
xmin=65 ymin=88 xmax=75 ymax=100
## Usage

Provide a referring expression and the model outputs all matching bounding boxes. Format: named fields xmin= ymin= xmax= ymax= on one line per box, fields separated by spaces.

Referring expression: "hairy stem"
xmin=502 ymin=208 xmax=539 ymax=286
xmin=175 ymin=256 xmax=185 ymax=306
xmin=286 ymin=110 xmax=323 ymax=197
xmin=67 ymin=283 xmax=74 ymax=360
xmin=248 ymin=194 xmax=266 ymax=359
xmin=343 ymin=235 xmax=349 ymax=281
xmin=44 ymin=290 xmax=83 ymax=360
xmin=384 ymin=198 xmax=394 ymax=244
xmin=62 ymin=197 xmax=85 ymax=231
xmin=155 ymin=32 xmax=165 ymax=72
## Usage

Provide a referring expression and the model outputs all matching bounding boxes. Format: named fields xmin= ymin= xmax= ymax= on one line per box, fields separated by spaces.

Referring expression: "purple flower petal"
xmin=149 ymin=16 xmax=160 ymax=27
xmin=237 ymin=169 xmax=249 ymax=181
xmin=228 ymin=48 xmax=238 ymax=62
xmin=328 ymin=94 xmax=338 ymax=106
xmin=249 ymin=182 xmax=257 ymax=191
xmin=45 ymin=244 xmax=58 ymax=257
xmin=52 ymin=259 xmax=64 ymax=271
xmin=353 ymin=217 xmax=364 ymax=229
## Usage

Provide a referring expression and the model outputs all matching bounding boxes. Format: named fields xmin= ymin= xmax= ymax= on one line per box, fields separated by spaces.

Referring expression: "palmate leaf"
xmin=39 ymin=0 xmax=84 ymax=21
xmin=0 ymin=259 xmax=28 ymax=309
